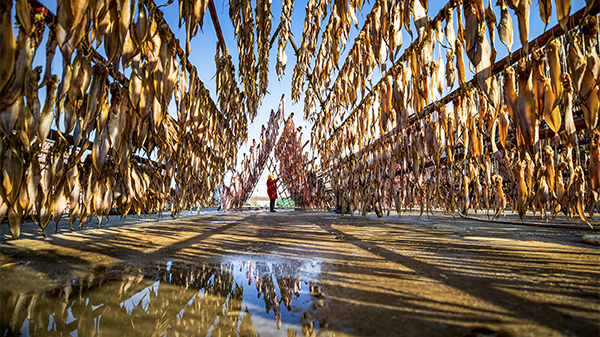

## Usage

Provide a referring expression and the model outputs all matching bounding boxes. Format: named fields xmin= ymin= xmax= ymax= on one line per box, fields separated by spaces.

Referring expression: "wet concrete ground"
xmin=1 ymin=210 xmax=599 ymax=336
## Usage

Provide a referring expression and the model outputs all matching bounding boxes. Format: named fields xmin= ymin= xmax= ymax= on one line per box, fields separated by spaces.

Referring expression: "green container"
xmin=276 ymin=199 xmax=295 ymax=207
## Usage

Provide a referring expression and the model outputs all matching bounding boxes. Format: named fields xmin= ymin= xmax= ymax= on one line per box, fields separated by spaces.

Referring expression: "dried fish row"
xmin=256 ymin=0 xmax=273 ymax=103
xmin=313 ymin=0 xmax=459 ymax=155
xmin=276 ymin=0 xmax=295 ymax=81
xmin=291 ymin=0 xmax=329 ymax=103
xmin=311 ymin=0 xmax=404 ymax=134
xmin=178 ymin=0 xmax=210 ymax=55
xmin=302 ymin=0 xmax=362 ymax=120
xmin=226 ymin=96 xmax=285 ymax=209
xmin=0 ymin=0 xmax=244 ymax=238
xmin=215 ymin=49 xmax=248 ymax=143
xmin=274 ymin=116 xmax=319 ymax=208
xmin=315 ymin=1 xmax=599 ymax=225
xmin=230 ymin=0 xmax=259 ymax=121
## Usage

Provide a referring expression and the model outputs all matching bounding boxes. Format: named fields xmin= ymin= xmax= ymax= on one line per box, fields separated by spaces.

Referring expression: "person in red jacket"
xmin=267 ymin=173 xmax=278 ymax=212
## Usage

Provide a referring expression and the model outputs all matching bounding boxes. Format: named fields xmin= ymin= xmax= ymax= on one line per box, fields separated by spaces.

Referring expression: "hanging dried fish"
xmin=0 ymin=0 xmax=15 ymax=95
xmin=276 ymin=0 xmax=294 ymax=81
xmin=562 ymin=73 xmax=577 ymax=138
xmin=497 ymin=0 xmax=513 ymax=52
xmin=413 ymin=0 xmax=428 ymax=42
xmin=580 ymin=54 xmax=599 ymax=131
xmin=516 ymin=60 xmax=537 ymax=155
xmin=515 ymin=160 xmax=528 ymax=220
xmin=456 ymin=40 xmax=466 ymax=86
xmin=556 ymin=0 xmax=571 ymax=32
xmin=0 ymin=29 xmax=35 ymax=112
xmin=446 ymin=50 xmax=455 ymax=88
xmin=589 ymin=130 xmax=600 ymax=216
xmin=546 ymin=38 xmax=563 ymax=103
xmin=445 ymin=7 xmax=456 ymax=51
xmin=538 ymin=0 xmax=551 ymax=28
xmin=543 ymin=78 xmax=561 ymax=135
xmin=515 ymin=0 xmax=530 ymax=57
xmin=56 ymin=0 xmax=87 ymax=64
xmin=485 ymin=0 xmax=497 ymax=63
xmin=498 ymin=105 xmax=510 ymax=149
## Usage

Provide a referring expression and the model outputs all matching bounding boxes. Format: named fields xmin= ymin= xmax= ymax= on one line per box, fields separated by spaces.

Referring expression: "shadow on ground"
xmin=1 ymin=211 xmax=599 ymax=336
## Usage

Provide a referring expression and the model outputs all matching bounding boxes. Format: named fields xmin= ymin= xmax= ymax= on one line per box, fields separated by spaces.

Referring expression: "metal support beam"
xmin=208 ymin=0 xmax=227 ymax=54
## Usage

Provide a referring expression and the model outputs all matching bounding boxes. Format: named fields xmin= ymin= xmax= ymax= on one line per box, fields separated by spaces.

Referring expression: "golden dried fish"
xmin=499 ymin=105 xmax=510 ymax=149
xmin=103 ymin=3 xmax=120 ymax=66
xmin=515 ymin=0 xmax=530 ymax=57
xmin=403 ymin=0 xmax=413 ymax=38
xmin=543 ymin=78 xmax=561 ymax=134
xmin=581 ymin=53 xmax=599 ymax=130
xmin=503 ymin=66 xmax=518 ymax=121
xmin=0 ymin=97 xmax=22 ymax=138
xmin=492 ymin=174 xmax=506 ymax=219
xmin=590 ymin=130 xmax=600 ymax=216
xmin=538 ymin=0 xmax=551 ymax=28
xmin=38 ymin=75 xmax=59 ymax=143
xmin=413 ymin=0 xmax=427 ymax=43
xmin=567 ymin=40 xmax=586 ymax=95
xmin=489 ymin=75 xmax=500 ymax=119
xmin=536 ymin=166 xmax=552 ymax=218
xmin=570 ymin=166 xmax=589 ymax=225
xmin=446 ymin=50 xmax=455 ymax=88
xmin=556 ymin=0 xmax=571 ymax=32
xmin=67 ymin=165 xmax=80 ymax=230
xmin=134 ymin=2 xmax=148 ymax=47
xmin=51 ymin=181 xmax=68 ymax=232
xmin=456 ymin=39 xmax=466 ymax=86
xmin=55 ymin=62 xmax=72 ymax=133
xmin=554 ymin=161 xmax=567 ymax=217
xmin=531 ymin=47 xmax=546 ymax=119
xmin=121 ymin=29 xmax=137 ymax=70
xmin=84 ymin=65 xmax=108 ymax=131
xmin=542 ymin=145 xmax=555 ymax=192
xmin=435 ymin=57 xmax=445 ymax=97
xmin=0 ymin=0 xmax=16 ymax=94
xmin=516 ymin=61 xmax=537 ymax=155
xmin=562 ymin=73 xmax=576 ymax=137
xmin=16 ymin=0 xmax=32 ymax=36
xmin=497 ymin=0 xmax=513 ymax=52
xmin=445 ymin=8 xmax=456 ymax=51
xmin=485 ymin=0 xmax=497 ymax=63
xmin=435 ymin=18 xmax=443 ymax=46
xmin=17 ymin=71 xmax=40 ymax=150
xmin=3 ymin=148 xmax=23 ymax=209
xmin=464 ymin=3 xmax=479 ymax=60
xmin=456 ymin=2 xmax=465 ymax=43
xmin=0 ymin=31 xmax=34 ymax=111
xmin=516 ymin=160 xmax=528 ymax=220
xmin=8 ymin=203 xmax=22 ymax=239
xmin=92 ymin=127 xmax=110 ymax=174
xmin=581 ymin=14 xmax=598 ymax=54
xmin=546 ymin=38 xmax=563 ymax=102
xmin=56 ymin=0 xmax=86 ymax=64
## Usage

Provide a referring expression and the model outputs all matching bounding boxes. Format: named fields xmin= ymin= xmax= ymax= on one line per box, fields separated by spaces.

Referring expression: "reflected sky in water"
xmin=1 ymin=258 xmax=325 ymax=336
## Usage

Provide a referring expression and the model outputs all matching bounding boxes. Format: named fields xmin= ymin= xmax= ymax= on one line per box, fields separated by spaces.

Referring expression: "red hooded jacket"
xmin=267 ymin=178 xmax=278 ymax=199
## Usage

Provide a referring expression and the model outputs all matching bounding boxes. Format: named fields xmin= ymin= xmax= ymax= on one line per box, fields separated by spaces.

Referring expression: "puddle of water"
xmin=1 ymin=258 xmax=326 ymax=336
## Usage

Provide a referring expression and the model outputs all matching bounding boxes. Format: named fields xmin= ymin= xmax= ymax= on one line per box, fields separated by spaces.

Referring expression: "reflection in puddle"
xmin=1 ymin=259 xmax=325 ymax=336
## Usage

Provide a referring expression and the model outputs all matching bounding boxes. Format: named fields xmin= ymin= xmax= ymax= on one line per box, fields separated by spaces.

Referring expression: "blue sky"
xmin=29 ymin=0 xmax=588 ymax=199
